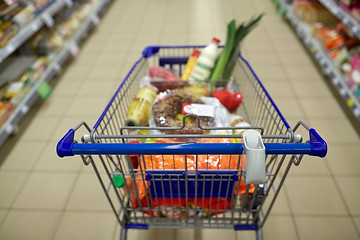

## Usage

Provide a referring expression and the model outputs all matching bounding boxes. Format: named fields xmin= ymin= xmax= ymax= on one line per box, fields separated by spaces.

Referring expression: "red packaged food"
xmin=124 ymin=138 xmax=255 ymax=218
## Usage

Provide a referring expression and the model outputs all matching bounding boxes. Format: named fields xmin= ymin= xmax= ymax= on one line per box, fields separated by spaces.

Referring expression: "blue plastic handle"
xmin=57 ymin=129 xmax=327 ymax=158
xmin=57 ymin=129 xmax=75 ymax=157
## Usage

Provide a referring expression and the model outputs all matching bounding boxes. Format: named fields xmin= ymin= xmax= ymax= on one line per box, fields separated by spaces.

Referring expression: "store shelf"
xmin=318 ymin=0 xmax=360 ymax=39
xmin=0 ymin=0 xmax=112 ymax=147
xmin=0 ymin=0 xmax=65 ymax=64
xmin=278 ymin=0 xmax=360 ymax=121
xmin=0 ymin=56 xmax=36 ymax=87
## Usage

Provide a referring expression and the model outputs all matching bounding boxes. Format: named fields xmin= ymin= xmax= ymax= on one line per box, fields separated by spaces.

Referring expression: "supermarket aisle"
xmin=0 ymin=0 xmax=359 ymax=240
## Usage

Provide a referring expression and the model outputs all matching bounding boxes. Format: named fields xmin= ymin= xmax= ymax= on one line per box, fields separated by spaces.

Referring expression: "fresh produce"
xmin=212 ymin=89 xmax=243 ymax=112
xmin=209 ymin=14 xmax=264 ymax=94
xmin=147 ymin=66 xmax=183 ymax=92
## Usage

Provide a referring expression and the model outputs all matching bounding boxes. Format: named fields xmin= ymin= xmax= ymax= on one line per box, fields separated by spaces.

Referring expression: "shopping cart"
xmin=57 ymin=45 xmax=327 ymax=240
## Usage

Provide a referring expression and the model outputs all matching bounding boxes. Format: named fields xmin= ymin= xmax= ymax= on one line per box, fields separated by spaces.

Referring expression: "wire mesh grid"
xmin=83 ymin=46 xmax=297 ymax=230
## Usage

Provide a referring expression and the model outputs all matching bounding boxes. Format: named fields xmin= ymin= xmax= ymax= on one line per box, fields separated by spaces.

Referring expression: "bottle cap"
xmin=113 ymin=175 xmax=124 ymax=188
xmin=212 ymin=37 xmax=220 ymax=44
xmin=191 ymin=49 xmax=201 ymax=57
xmin=125 ymin=119 xmax=138 ymax=126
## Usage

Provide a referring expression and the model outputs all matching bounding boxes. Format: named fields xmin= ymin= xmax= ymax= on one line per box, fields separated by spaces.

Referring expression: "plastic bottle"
xmin=188 ymin=37 xmax=220 ymax=85
xmin=181 ymin=49 xmax=201 ymax=80
xmin=126 ymin=87 xmax=157 ymax=126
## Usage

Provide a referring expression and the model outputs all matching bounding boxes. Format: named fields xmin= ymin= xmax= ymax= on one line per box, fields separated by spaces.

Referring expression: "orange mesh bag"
xmin=125 ymin=138 xmax=255 ymax=218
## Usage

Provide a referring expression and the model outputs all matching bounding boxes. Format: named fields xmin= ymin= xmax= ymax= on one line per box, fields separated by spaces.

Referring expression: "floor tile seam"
xmin=1 ymin=113 xmax=59 ymax=209
xmin=263 ymin=23 xmax=325 ymax=124
xmin=318 ymin=148 xmax=360 ymax=238
xmin=331 ymin=174 xmax=360 ymax=238
xmin=50 ymin=1 xmax=152 ymax=238
xmin=26 ymin=117 xmax=64 ymax=170
xmin=285 ymin=174 xmax=359 ymax=178
xmin=0 ymin=167 xmax=81 ymax=173
xmin=291 ymin=213 xmax=360 ymax=218
xmin=280 ymin=174 xmax=301 ymax=240
xmin=273 ymin=95 xmax=341 ymax=100
xmin=2 ymin=207 xmax=113 ymax=213
xmin=50 ymin=165 xmax=84 ymax=240
xmin=289 ymin=173 xmax=360 ymax=177
xmin=0 ymin=169 xmax=33 ymax=230
xmin=0 ymin=209 xmax=8 ymax=230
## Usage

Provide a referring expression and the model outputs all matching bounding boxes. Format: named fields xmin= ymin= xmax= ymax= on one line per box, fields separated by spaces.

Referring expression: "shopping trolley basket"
xmin=57 ymin=45 xmax=327 ymax=240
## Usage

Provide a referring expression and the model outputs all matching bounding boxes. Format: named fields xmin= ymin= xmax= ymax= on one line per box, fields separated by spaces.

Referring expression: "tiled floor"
xmin=0 ymin=0 xmax=360 ymax=239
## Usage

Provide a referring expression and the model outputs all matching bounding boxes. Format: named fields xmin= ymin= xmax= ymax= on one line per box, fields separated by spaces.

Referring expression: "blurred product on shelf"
xmin=339 ymin=0 xmax=359 ymax=11
xmin=0 ymin=101 xmax=14 ymax=128
xmin=313 ymin=23 xmax=360 ymax=52
xmin=336 ymin=0 xmax=360 ymax=22
xmin=25 ymin=0 xmax=94 ymax=55
xmin=0 ymin=0 xmax=55 ymax=47
xmin=312 ymin=22 xmax=360 ymax=99
xmin=0 ymin=57 xmax=48 ymax=105
xmin=294 ymin=0 xmax=339 ymax=25
xmin=0 ymin=0 xmax=101 ymax=132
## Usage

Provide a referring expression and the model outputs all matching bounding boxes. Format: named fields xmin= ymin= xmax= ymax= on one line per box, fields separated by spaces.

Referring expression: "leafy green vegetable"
xmin=209 ymin=20 xmax=236 ymax=93
xmin=209 ymin=14 xmax=265 ymax=94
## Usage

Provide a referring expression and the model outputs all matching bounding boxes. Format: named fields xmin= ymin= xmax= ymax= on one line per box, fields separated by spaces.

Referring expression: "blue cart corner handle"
xmin=309 ymin=128 xmax=327 ymax=158
xmin=57 ymin=129 xmax=75 ymax=158
xmin=57 ymin=128 xmax=327 ymax=158
xmin=142 ymin=46 xmax=160 ymax=58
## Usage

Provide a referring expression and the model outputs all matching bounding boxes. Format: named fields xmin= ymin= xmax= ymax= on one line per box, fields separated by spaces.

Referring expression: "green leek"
xmin=209 ymin=14 xmax=264 ymax=94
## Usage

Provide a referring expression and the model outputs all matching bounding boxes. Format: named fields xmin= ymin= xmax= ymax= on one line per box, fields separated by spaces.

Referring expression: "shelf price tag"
xmin=42 ymin=12 xmax=54 ymax=28
xmin=53 ymin=63 xmax=61 ymax=73
xmin=339 ymin=88 xmax=346 ymax=96
xmin=354 ymin=108 xmax=360 ymax=118
xmin=6 ymin=44 xmax=15 ymax=54
xmin=31 ymin=21 xmax=41 ymax=31
xmin=92 ymin=15 xmax=100 ymax=26
xmin=5 ymin=125 xmax=14 ymax=134
xmin=37 ymin=81 xmax=52 ymax=100
xmin=332 ymin=78 xmax=339 ymax=85
xmin=68 ymin=42 xmax=80 ymax=57
xmin=64 ymin=0 xmax=73 ymax=7
xmin=21 ymin=105 xmax=29 ymax=114
xmin=277 ymin=6 xmax=286 ymax=16
xmin=4 ymin=0 xmax=17 ymax=6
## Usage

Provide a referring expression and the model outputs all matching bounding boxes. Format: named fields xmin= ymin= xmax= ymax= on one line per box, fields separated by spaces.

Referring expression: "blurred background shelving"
xmin=0 ymin=0 xmax=111 ymax=147
xmin=275 ymin=0 xmax=360 ymax=125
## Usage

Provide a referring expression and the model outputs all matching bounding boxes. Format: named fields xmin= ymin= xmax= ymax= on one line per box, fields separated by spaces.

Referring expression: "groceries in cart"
xmin=121 ymin=16 xmax=264 ymax=219
xmin=124 ymin=138 xmax=256 ymax=218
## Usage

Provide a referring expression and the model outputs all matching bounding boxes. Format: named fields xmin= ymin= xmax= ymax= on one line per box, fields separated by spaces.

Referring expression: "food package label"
xmin=182 ymin=103 xmax=215 ymax=117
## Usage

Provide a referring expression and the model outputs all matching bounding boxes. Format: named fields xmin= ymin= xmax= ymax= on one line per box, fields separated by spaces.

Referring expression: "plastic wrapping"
xmin=124 ymin=138 xmax=255 ymax=218
xmin=152 ymin=89 xmax=216 ymax=134
xmin=140 ymin=66 xmax=184 ymax=92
